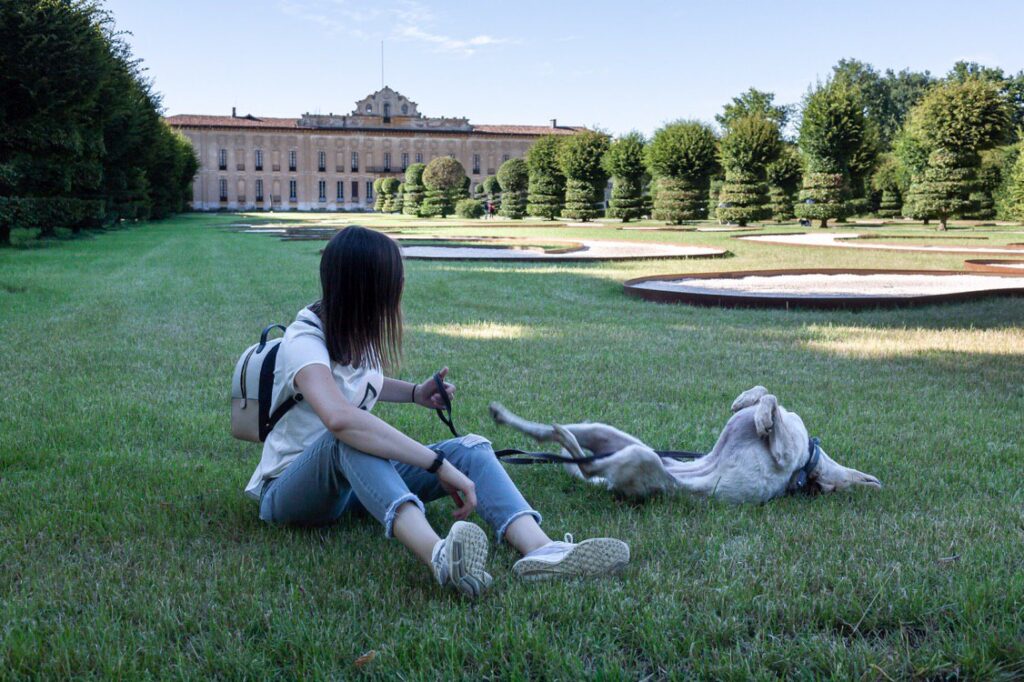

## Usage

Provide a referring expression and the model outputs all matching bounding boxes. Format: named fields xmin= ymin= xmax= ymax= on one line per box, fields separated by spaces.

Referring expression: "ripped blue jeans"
xmin=259 ymin=430 xmax=542 ymax=540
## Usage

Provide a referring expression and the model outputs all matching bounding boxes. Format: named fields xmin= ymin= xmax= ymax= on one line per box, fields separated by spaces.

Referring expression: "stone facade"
xmin=166 ymin=87 xmax=581 ymax=211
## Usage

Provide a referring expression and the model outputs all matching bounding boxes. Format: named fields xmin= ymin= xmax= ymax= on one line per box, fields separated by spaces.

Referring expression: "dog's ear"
xmin=755 ymin=394 xmax=805 ymax=470
xmin=731 ymin=386 xmax=769 ymax=412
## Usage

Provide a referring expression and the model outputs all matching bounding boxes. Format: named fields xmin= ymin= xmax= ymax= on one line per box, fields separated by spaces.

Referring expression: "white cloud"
xmin=279 ymin=0 xmax=516 ymax=57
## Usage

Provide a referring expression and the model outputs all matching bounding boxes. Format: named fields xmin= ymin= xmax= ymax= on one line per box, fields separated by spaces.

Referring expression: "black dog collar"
xmin=787 ymin=437 xmax=821 ymax=495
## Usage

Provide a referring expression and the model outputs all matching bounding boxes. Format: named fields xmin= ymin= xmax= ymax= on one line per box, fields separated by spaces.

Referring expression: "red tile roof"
xmin=164 ymin=114 xmax=582 ymax=136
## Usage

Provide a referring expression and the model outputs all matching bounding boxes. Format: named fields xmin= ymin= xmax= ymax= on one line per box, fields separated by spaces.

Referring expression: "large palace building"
xmin=166 ymin=87 xmax=581 ymax=211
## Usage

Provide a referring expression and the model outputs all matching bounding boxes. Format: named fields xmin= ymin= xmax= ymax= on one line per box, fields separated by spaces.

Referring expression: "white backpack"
xmin=230 ymin=320 xmax=318 ymax=442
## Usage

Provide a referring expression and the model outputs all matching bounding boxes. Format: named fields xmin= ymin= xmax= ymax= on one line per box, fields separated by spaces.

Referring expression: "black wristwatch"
xmin=427 ymin=452 xmax=446 ymax=474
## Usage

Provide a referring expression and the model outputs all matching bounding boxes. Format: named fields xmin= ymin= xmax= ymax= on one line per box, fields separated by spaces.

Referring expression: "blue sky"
xmin=108 ymin=0 xmax=1024 ymax=136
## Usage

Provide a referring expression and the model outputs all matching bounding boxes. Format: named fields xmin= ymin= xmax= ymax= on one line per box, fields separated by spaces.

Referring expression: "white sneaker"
xmin=431 ymin=521 xmax=492 ymax=598
xmin=512 ymin=534 xmax=630 ymax=582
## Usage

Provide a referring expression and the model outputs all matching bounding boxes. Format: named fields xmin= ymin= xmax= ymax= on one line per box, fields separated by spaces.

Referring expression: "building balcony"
xmin=366 ymin=166 xmax=402 ymax=174
xmin=236 ymin=164 xmax=245 ymax=171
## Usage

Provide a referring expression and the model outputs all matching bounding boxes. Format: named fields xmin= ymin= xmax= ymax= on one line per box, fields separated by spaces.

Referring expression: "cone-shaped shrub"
xmin=796 ymin=163 xmax=847 ymax=227
xmin=373 ymin=178 xmax=386 ymax=211
xmin=558 ymin=130 xmax=610 ymax=221
xmin=526 ymin=136 xmax=565 ymax=219
xmin=707 ymin=177 xmax=723 ymax=220
xmin=907 ymin=149 xmax=975 ymax=230
xmin=765 ymin=146 xmax=802 ymax=222
xmin=497 ymin=158 xmax=528 ymax=219
xmin=645 ymin=120 xmax=718 ymax=224
xmin=1006 ymin=151 xmax=1024 ymax=222
xmin=716 ymin=116 xmax=779 ymax=226
xmin=603 ymin=131 xmax=647 ymax=222
xmin=393 ymin=182 xmax=405 ymax=214
xmin=871 ymin=156 xmax=902 ymax=218
xmin=402 ymin=163 xmax=426 ymax=216
xmin=421 ymin=157 xmax=467 ymax=218
xmin=380 ymin=177 xmax=401 ymax=212
xmin=455 ymin=198 xmax=484 ymax=219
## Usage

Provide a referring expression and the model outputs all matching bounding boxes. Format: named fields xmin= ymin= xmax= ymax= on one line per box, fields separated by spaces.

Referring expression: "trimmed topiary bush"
xmin=646 ymin=120 xmax=718 ymax=224
xmin=526 ymin=136 xmax=565 ymax=220
xmin=380 ymin=177 xmax=401 ymax=213
xmin=603 ymin=131 xmax=647 ymax=222
xmin=455 ymin=198 xmax=484 ymax=219
xmin=558 ymin=130 xmax=610 ymax=221
xmin=871 ymin=155 xmax=902 ymax=218
xmin=420 ymin=157 xmax=467 ymax=218
xmin=907 ymin=149 xmax=976 ymax=230
xmin=497 ymin=158 xmax=528 ymax=219
xmin=765 ymin=146 xmax=802 ymax=222
xmin=716 ymin=116 xmax=779 ymax=226
xmin=796 ymin=165 xmax=848 ymax=227
xmin=393 ymin=182 xmax=405 ymax=214
xmin=373 ymin=178 xmax=386 ymax=211
xmin=402 ymin=163 xmax=426 ymax=216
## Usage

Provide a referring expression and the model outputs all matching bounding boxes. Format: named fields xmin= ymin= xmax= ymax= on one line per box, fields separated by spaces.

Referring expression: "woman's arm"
xmin=380 ymin=369 xmax=455 ymax=407
xmin=295 ymin=364 xmax=476 ymax=517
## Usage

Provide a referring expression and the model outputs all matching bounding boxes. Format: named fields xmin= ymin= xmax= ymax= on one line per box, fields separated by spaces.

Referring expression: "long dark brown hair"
xmin=309 ymin=226 xmax=404 ymax=370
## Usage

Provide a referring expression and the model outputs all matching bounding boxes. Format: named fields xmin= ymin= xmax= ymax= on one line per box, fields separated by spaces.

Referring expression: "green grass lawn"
xmin=2 ymin=213 xmax=1023 ymax=679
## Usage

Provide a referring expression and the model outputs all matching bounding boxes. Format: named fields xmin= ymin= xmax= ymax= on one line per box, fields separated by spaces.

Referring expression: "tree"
xmin=871 ymin=155 xmax=902 ymax=218
xmin=1005 ymin=149 xmax=1024 ymax=222
xmin=402 ymin=163 xmax=426 ymax=216
xmin=716 ymin=88 xmax=790 ymax=134
xmin=482 ymin=175 xmax=502 ymax=211
xmin=645 ymin=120 xmax=718 ymax=224
xmin=420 ymin=157 xmax=467 ymax=218
xmin=393 ymin=181 xmax=405 ymax=214
xmin=525 ymin=135 xmax=565 ymax=219
xmin=766 ymin=145 xmax=802 ymax=222
xmin=373 ymin=178 xmax=385 ymax=211
xmin=794 ymin=79 xmax=869 ymax=226
xmin=967 ymin=152 xmax=1002 ymax=219
xmin=380 ymin=177 xmax=401 ymax=212
xmin=603 ymin=131 xmax=647 ymax=222
xmin=904 ymin=79 xmax=1011 ymax=228
xmin=717 ymin=116 xmax=780 ymax=226
xmin=496 ymin=157 xmax=528 ymax=219
xmin=558 ymin=130 xmax=609 ymax=221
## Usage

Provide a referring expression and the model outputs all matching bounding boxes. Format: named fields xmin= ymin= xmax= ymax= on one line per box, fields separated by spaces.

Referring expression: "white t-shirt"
xmin=244 ymin=306 xmax=384 ymax=500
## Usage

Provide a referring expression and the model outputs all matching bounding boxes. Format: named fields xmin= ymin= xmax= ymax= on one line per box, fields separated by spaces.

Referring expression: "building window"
xmin=366 ymin=181 xmax=373 ymax=201
xmin=351 ymin=181 xmax=359 ymax=199
xmin=415 ymin=152 xmax=423 ymax=164
xmin=383 ymin=152 xmax=391 ymax=172
xmin=365 ymin=104 xmax=372 ymax=113
xmin=318 ymin=151 xmax=326 ymax=172
xmin=255 ymin=179 xmax=264 ymax=201
xmin=401 ymin=103 xmax=408 ymax=114
xmin=336 ymin=181 xmax=344 ymax=201
xmin=218 ymin=149 xmax=227 ymax=171
xmin=351 ymin=152 xmax=359 ymax=172
xmin=503 ymin=154 xmax=510 ymax=162
xmin=383 ymin=103 xmax=391 ymax=122
xmin=219 ymin=178 xmax=228 ymax=201
xmin=289 ymin=179 xmax=297 ymax=201
xmin=318 ymin=180 xmax=326 ymax=202
xmin=401 ymin=152 xmax=409 ymax=170
xmin=255 ymin=149 xmax=263 ymax=171
xmin=473 ymin=154 xmax=481 ymax=174
xmin=448 ymin=153 xmax=455 ymax=159
xmin=288 ymin=150 xmax=297 ymax=172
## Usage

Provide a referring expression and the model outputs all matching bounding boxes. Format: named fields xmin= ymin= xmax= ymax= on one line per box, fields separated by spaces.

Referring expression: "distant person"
xmin=487 ymin=201 xmax=495 ymax=219
xmin=245 ymin=226 xmax=629 ymax=597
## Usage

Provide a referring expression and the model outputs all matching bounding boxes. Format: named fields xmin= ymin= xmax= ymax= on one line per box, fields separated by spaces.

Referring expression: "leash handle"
xmin=432 ymin=372 xmax=459 ymax=438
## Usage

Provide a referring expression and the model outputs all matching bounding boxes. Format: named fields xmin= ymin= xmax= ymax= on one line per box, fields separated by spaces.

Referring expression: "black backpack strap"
xmin=257 ymin=318 xmax=321 ymax=441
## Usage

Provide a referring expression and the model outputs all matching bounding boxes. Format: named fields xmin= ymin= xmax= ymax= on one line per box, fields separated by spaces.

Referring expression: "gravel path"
xmin=632 ymin=273 xmax=1024 ymax=298
xmin=740 ymin=232 xmax=1024 ymax=254
xmin=400 ymin=240 xmax=726 ymax=261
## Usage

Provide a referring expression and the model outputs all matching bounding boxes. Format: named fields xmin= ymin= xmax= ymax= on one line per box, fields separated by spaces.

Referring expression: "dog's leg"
xmin=489 ymin=402 xmax=557 ymax=442
xmin=731 ymin=386 xmax=769 ymax=412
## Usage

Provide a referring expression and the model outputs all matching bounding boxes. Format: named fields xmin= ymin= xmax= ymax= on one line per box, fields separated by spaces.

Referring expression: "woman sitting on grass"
xmin=244 ymin=226 xmax=629 ymax=597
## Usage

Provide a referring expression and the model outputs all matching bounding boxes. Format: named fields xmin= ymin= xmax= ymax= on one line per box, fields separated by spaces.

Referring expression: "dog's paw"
xmin=753 ymin=394 xmax=779 ymax=438
xmin=488 ymin=402 xmax=506 ymax=424
xmin=731 ymin=386 xmax=769 ymax=412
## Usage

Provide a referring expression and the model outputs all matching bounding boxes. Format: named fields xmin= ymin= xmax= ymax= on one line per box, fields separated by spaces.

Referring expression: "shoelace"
xmin=563 ymin=533 xmax=574 ymax=544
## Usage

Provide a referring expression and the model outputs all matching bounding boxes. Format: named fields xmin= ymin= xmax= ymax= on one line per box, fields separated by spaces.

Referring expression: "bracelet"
xmin=427 ymin=452 xmax=445 ymax=474
xmin=410 ymin=382 xmax=418 ymax=403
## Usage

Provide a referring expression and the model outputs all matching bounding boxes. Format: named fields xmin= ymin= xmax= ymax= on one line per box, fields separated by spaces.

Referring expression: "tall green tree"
xmin=420 ymin=157 xmax=467 ymax=218
xmin=525 ymin=135 xmax=565 ymax=219
xmin=716 ymin=88 xmax=791 ymax=134
xmin=602 ymin=131 xmax=647 ymax=222
xmin=645 ymin=121 xmax=719 ymax=224
xmin=765 ymin=145 xmax=802 ymax=222
xmin=558 ymin=130 xmax=609 ymax=221
xmin=402 ymin=163 xmax=426 ymax=216
xmin=794 ymin=79 xmax=868 ymax=227
xmin=717 ymin=116 xmax=781 ymax=226
xmin=1005 ymin=148 xmax=1024 ymax=222
xmin=871 ymin=155 xmax=902 ymax=218
xmin=496 ymin=158 xmax=528 ymax=219
xmin=904 ymin=78 xmax=1011 ymax=229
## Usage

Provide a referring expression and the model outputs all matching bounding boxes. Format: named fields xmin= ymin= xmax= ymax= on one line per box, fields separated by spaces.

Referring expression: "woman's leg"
xmin=394 ymin=434 xmax=551 ymax=554
xmin=260 ymin=431 xmax=491 ymax=596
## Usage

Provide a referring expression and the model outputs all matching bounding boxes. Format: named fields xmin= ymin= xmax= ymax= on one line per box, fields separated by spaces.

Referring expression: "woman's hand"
xmin=413 ymin=366 xmax=456 ymax=409
xmin=436 ymin=460 xmax=477 ymax=520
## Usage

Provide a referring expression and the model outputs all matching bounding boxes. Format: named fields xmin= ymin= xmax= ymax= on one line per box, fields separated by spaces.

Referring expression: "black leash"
xmin=429 ymin=373 xmax=704 ymax=465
